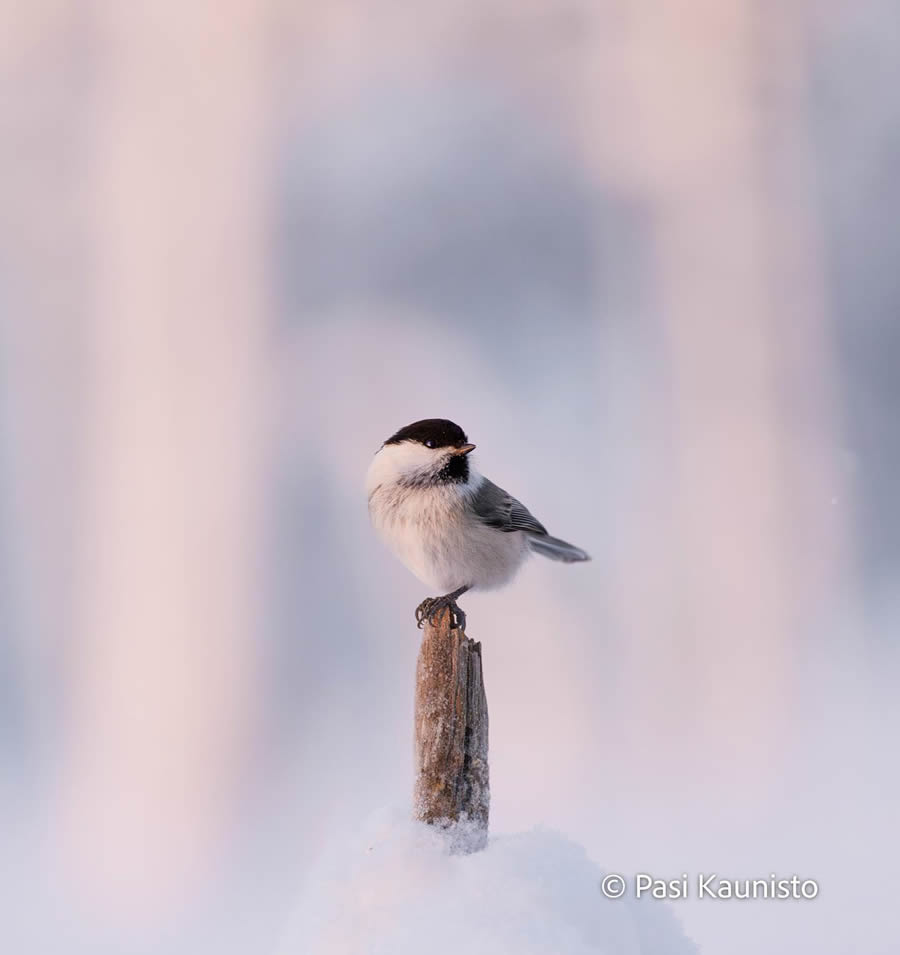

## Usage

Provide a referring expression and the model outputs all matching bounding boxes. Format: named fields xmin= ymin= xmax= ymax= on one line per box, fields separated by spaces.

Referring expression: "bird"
xmin=366 ymin=418 xmax=590 ymax=631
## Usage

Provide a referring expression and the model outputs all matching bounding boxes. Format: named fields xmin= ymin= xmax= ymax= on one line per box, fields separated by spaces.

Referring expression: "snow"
xmin=278 ymin=809 xmax=698 ymax=955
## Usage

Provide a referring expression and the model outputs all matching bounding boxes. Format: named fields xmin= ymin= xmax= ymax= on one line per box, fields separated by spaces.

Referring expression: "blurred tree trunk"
xmin=584 ymin=0 xmax=849 ymax=797
xmin=55 ymin=0 xmax=270 ymax=916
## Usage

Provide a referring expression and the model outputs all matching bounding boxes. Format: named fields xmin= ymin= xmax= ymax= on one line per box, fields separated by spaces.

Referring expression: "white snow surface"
xmin=278 ymin=808 xmax=698 ymax=955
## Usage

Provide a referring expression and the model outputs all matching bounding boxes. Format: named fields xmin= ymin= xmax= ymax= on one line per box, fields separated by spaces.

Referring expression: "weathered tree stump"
xmin=413 ymin=608 xmax=489 ymax=853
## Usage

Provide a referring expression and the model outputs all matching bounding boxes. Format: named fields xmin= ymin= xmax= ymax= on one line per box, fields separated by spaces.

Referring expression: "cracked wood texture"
xmin=413 ymin=609 xmax=489 ymax=853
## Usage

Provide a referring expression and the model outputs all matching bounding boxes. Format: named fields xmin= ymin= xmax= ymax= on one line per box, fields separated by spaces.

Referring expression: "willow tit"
xmin=366 ymin=418 xmax=590 ymax=630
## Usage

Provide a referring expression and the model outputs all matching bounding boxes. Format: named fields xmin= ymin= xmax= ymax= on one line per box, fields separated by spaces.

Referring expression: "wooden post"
xmin=413 ymin=609 xmax=489 ymax=853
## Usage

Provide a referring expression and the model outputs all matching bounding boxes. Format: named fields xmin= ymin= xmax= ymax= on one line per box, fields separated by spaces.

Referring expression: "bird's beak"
xmin=453 ymin=444 xmax=476 ymax=456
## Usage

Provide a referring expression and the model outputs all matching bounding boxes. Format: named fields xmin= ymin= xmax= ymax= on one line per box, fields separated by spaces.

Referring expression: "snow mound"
xmin=278 ymin=809 xmax=698 ymax=955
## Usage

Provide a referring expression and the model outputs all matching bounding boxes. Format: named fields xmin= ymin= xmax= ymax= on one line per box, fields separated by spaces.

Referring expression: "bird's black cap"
xmin=384 ymin=418 xmax=469 ymax=449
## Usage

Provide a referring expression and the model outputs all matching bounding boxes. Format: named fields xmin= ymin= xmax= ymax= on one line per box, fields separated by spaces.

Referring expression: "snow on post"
xmin=413 ymin=609 xmax=489 ymax=853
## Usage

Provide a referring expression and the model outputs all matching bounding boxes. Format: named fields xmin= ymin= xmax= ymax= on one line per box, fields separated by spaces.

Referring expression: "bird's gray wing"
xmin=470 ymin=478 xmax=548 ymax=535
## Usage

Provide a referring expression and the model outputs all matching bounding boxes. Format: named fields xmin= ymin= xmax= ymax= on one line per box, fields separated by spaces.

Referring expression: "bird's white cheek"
xmin=366 ymin=442 xmax=443 ymax=491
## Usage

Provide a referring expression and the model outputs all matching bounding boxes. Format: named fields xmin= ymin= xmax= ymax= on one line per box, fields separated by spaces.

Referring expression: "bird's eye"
xmin=424 ymin=439 xmax=436 ymax=449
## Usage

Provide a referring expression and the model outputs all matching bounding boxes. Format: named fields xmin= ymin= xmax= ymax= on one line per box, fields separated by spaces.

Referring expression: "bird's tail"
xmin=528 ymin=533 xmax=591 ymax=563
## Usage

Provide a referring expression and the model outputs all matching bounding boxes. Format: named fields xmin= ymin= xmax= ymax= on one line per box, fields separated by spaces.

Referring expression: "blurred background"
xmin=1 ymin=1 xmax=899 ymax=952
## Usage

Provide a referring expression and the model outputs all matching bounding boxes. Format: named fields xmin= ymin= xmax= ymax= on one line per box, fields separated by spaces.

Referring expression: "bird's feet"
xmin=415 ymin=594 xmax=467 ymax=632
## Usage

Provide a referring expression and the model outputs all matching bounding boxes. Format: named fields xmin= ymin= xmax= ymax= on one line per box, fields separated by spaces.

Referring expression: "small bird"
xmin=366 ymin=418 xmax=590 ymax=630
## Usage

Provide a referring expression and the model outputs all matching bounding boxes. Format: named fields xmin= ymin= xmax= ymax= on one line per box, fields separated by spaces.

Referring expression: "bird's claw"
xmin=415 ymin=596 xmax=466 ymax=632
xmin=414 ymin=598 xmax=433 ymax=628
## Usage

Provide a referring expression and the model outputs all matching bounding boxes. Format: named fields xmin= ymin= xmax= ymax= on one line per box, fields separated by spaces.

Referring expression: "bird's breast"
xmin=369 ymin=484 xmax=464 ymax=589
xmin=369 ymin=482 xmax=528 ymax=592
